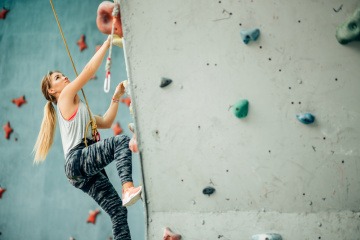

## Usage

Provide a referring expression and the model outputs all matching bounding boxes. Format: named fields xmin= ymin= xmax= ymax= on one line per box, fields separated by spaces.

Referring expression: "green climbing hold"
xmin=336 ymin=7 xmax=360 ymax=44
xmin=233 ymin=99 xmax=249 ymax=118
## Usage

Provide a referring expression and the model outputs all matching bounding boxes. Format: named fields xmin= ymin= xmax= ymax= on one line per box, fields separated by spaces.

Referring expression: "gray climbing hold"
xmin=240 ymin=28 xmax=260 ymax=44
xmin=252 ymin=233 xmax=282 ymax=240
xmin=296 ymin=113 xmax=315 ymax=124
xmin=160 ymin=77 xmax=172 ymax=88
xmin=202 ymin=186 xmax=215 ymax=196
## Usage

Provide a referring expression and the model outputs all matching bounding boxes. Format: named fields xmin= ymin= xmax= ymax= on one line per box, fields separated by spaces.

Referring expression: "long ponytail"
xmin=33 ymin=102 xmax=57 ymax=164
xmin=33 ymin=71 xmax=59 ymax=164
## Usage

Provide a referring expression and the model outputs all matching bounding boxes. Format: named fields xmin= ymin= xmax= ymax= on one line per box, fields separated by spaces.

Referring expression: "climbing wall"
xmin=0 ymin=0 xmax=144 ymax=239
xmin=120 ymin=0 xmax=360 ymax=239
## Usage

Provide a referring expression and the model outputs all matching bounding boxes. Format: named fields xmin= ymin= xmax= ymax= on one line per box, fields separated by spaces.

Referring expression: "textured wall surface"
xmin=120 ymin=0 xmax=360 ymax=239
xmin=0 ymin=1 xmax=144 ymax=239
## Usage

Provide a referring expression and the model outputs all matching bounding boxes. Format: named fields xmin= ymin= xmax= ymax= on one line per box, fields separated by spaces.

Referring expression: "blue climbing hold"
xmin=203 ymin=186 xmax=216 ymax=196
xmin=240 ymin=28 xmax=260 ymax=44
xmin=296 ymin=113 xmax=315 ymax=124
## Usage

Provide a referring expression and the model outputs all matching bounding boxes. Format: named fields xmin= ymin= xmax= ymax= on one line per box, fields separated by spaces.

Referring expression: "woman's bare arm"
xmin=95 ymin=81 xmax=125 ymax=129
xmin=58 ymin=37 xmax=111 ymax=114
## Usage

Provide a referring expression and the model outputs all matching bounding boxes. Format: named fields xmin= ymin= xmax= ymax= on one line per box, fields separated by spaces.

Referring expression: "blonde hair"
xmin=33 ymin=71 xmax=59 ymax=164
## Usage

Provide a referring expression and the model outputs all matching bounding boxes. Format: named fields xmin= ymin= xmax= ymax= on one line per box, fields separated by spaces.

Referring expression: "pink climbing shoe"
xmin=122 ymin=186 xmax=142 ymax=207
xmin=163 ymin=227 xmax=182 ymax=240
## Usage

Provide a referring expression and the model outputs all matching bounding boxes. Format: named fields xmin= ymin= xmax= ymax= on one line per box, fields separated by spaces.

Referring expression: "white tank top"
xmin=57 ymin=101 xmax=94 ymax=158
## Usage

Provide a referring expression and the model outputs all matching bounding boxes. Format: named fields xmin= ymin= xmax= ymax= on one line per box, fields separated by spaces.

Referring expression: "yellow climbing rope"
xmin=49 ymin=0 xmax=98 ymax=146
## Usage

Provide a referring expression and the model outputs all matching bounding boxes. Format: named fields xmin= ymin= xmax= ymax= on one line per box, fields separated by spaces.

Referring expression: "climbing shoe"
xmin=122 ymin=186 xmax=142 ymax=207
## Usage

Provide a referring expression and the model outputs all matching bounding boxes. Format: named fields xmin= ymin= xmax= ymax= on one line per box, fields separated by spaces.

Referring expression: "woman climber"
xmin=33 ymin=36 xmax=141 ymax=240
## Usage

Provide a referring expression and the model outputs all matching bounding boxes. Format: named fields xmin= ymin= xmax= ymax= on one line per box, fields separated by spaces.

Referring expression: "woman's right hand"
xmin=113 ymin=81 xmax=125 ymax=99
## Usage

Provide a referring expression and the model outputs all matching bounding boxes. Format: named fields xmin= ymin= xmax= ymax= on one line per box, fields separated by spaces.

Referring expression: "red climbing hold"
xmin=96 ymin=1 xmax=123 ymax=38
xmin=0 ymin=187 xmax=6 ymax=199
xmin=0 ymin=8 xmax=9 ymax=19
xmin=113 ymin=122 xmax=123 ymax=135
xmin=87 ymin=209 xmax=100 ymax=224
xmin=3 ymin=122 xmax=13 ymax=139
xmin=163 ymin=227 xmax=182 ymax=240
xmin=77 ymin=34 xmax=87 ymax=52
xmin=12 ymin=95 xmax=27 ymax=107
xmin=121 ymin=97 xmax=131 ymax=107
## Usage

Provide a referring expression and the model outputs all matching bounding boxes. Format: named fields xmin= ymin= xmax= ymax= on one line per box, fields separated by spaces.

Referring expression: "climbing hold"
xmin=3 ymin=122 xmax=13 ymax=139
xmin=202 ymin=186 xmax=216 ymax=196
xmin=232 ymin=99 xmax=249 ymax=118
xmin=128 ymin=123 xmax=135 ymax=133
xmin=121 ymin=97 xmax=131 ymax=107
xmin=0 ymin=187 xmax=6 ymax=199
xmin=163 ymin=227 xmax=182 ymax=240
xmin=240 ymin=28 xmax=260 ymax=44
xmin=122 ymin=80 xmax=131 ymax=95
xmin=160 ymin=78 xmax=172 ymax=88
xmin=129 ymin=134 xmax=138 ymax=153
xmin=112 ymin=34 xmax=123 ymax=48
xmin=77 ymin=34 xmax=87 ymax=52
xmin=113 ymin=122 xmax=123 ymax=135
xmin=87 ymin=209 xmax=100 ymax=224
xmin=96 ymin=1 xmax=123 ymax=38
xmin=0 ymin=8 xmax=9 ymax=19
xmin=336 ymin=7 xmax=360 ymax=44
xmin=12 ymin=95 xmax=27 ymax=107
xmin=296 ymin=113 xmax=315 ymax=124
xmin=252 ymin=233 xmax=282 ymax=240
xmin=69 ymin=237 xmax=75 ymax=240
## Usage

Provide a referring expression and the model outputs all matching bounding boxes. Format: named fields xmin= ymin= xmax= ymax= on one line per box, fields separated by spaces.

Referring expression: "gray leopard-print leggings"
xmin=65 ymin=134 xmax=133 ymax=240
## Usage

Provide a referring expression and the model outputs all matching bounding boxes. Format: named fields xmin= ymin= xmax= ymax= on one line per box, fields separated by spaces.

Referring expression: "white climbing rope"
xmin=104 ymin=3 xmax=120 ymax=93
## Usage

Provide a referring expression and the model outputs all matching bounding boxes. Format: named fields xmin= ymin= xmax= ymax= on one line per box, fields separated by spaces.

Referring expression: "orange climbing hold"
xmin=121 ymin=97 xmax=131 ymax=107
xmin=0 ymin=8 xmax=9 ymax=19
xmin=3 ymin=122 xmax=13 ymax=139
xmin=163 ymin=227 xmax=182 ymax=240
xmin=113 ymin=122 xmax=123 ymax=135
xmin=77 ymin=34 xmax=87 ymax=52
xmin=12 ymin=95 xmax=27 ymax=107
xmin=0 ymin=187 xmax=6 ymax=199
xmin=87 ymin=209 xmax=101 ymax=224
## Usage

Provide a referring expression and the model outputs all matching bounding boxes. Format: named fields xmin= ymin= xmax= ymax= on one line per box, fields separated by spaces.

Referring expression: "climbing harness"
xmin=49 ymin=0 xmax=99 ymax=147
xmin=103 ymin=2 xmax=119 ymax=93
